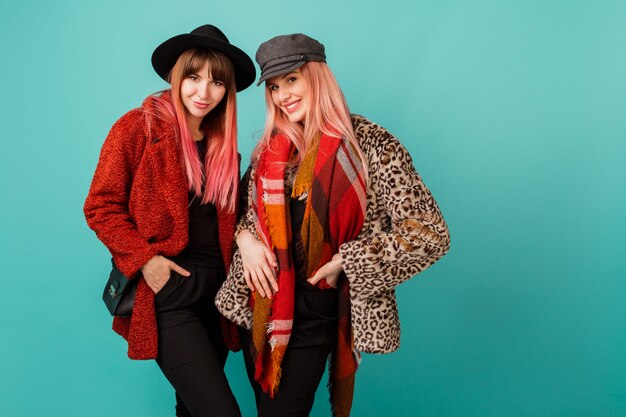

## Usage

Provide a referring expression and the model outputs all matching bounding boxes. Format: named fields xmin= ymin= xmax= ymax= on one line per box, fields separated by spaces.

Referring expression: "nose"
xmin=278 ymin=87 xmax=291 ymax=103
xmin=196 ymin=81 xmax=211 ymax=99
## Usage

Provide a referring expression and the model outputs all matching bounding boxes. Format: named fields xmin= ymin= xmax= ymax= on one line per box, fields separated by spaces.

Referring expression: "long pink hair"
xmin=145 ymin=48 xmax=239 ymax=212
xmin=252 ymin=61 xmax=367 ymax=178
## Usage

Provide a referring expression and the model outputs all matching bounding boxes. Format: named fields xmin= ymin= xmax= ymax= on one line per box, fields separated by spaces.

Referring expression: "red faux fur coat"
xmin=84 ymin=98 xmax=237 ymax=359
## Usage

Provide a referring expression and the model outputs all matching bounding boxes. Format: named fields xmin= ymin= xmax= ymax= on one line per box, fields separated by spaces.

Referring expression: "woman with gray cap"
xmin=84 ymin=25 xmax=255 ymax=417
xmin=216 ymin=33 xmax=450 ymax=417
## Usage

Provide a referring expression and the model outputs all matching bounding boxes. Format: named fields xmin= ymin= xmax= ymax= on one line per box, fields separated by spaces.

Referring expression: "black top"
xmin=290 ymin=196 xmax=308 ymax=280
xmin=289 ymin=195 xmax=338 ymax=348
xmin=173 ymin=138 xmax=224 ymax=268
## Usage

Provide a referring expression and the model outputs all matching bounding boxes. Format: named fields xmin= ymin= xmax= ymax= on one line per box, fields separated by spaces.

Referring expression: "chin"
xmin=288 ymin=113 xmax=305 ymax=124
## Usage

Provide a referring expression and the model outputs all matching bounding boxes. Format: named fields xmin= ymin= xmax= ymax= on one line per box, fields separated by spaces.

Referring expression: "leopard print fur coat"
xmin=215 ymin=114 xmax=450 ymax=353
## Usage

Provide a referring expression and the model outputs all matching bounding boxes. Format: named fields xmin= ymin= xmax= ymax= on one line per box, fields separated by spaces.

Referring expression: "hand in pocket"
xmin=141 ymin=255 xmax=190 ymax=293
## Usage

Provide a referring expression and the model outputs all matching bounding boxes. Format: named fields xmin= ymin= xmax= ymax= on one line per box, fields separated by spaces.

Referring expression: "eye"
xmin=212 ymin=80 xmax=224 ymax=87
xmin=268 ymin=84 xmax=278 ymax=91
xmin=188 ymin=75 xmax=200 ymax=82
xmin=287 ymin=76 xmax=297 ymax=84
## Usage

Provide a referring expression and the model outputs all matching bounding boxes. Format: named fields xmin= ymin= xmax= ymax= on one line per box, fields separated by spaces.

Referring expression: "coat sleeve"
xmin=83 ymin=109 xmax=159 ymax=278
xmin=339 ymin=122 xmax=450 ymax=299
xmin=234 ymin=162 xmax=259 ymax=239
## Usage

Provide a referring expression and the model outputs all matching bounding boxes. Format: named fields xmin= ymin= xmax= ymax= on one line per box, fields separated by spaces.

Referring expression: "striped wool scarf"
xmin=251 ymin=131 xmax=366 ymax=417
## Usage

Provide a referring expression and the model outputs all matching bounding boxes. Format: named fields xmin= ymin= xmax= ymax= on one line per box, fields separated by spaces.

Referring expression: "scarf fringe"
xmin=328 ymin=374 xmax=355 ymax=417
xmin=267 ymin=319 xmax=294 ymax=334
xmin=269 ymin=346 xmax=285 ymax=398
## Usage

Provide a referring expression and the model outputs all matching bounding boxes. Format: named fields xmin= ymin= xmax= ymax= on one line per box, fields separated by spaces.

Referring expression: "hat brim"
xmin=256 ymin=60 xmax=307 ymax=86
xmin=152 ymin=33 xmax=256 ymax=92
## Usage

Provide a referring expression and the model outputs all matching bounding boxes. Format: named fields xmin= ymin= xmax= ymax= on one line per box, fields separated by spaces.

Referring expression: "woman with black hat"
xmin=216 ymin=33 xmax=451 ymax=417
xmin=84 ymin=24 xmax=255 ymax=417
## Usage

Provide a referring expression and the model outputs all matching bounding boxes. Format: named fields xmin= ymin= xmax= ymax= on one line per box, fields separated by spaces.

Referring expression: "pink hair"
xmin=252 ymin=61 xmax=367 ymax=179
xmin=145 ymin=48 xmax=239 ymax=212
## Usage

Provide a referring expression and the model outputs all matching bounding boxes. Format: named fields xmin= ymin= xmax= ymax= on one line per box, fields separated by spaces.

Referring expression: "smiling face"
xmin=266 ymin=69 xmax=309 ymax=124
xmin=180 ymin=60 xmax=226 ymax=126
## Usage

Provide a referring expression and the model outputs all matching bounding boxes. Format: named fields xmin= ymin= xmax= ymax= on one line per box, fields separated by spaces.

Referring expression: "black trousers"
xmin=242 ymin=280 xmax=338 ymax=417
xmin=155 ymin=263 xmax=241 ymax=417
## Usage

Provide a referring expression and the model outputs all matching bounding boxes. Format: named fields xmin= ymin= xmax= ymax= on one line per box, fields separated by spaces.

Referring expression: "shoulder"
xmin=108 ymin=101 xmax=176 ymax=147
xmin=350 ymin=114 xmax=412 ymax=165
xmin=350 ymin=114 xmax=389 ymax=138
xmin=111 ymin=108 xmax=145 ymax=131
xmin=106 ymin=108 xmax=148 ymax=146
xmin=100 ymin=108 xmax=152 ymax=164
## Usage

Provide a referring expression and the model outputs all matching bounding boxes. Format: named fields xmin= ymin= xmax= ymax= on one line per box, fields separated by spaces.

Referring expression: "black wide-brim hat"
xmin=152 ymin=24 xmax=255 ymax=92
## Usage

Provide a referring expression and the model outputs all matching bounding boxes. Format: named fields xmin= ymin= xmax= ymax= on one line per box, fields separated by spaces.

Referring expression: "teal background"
xmin=1 ymin=1 xmax=625 ymax=416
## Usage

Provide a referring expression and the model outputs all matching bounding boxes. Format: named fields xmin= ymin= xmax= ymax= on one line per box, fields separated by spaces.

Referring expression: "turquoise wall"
xmin=1 ymin=1 xmax=625 ymax=416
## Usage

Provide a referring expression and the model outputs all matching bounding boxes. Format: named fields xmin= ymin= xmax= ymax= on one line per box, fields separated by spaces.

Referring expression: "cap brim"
xmin=256 ymin=60 xmax=307 ymax=86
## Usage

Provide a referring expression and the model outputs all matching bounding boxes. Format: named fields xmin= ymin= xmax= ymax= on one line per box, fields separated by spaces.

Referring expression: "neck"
xmin=186 ymin=115 xmax=204 ymax=141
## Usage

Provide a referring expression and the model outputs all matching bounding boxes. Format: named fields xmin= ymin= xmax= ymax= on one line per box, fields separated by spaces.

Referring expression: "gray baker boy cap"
xmin=255 ymin=33 xmax=326 ymax=86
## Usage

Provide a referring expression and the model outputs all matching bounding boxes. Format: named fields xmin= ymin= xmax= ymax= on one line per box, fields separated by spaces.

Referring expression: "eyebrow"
xmin=276 ymin=71 xmax=298 ymax=81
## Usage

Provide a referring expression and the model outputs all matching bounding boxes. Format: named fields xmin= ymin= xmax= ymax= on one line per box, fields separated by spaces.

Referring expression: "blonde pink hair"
xmin=253 ymin=61 xmax=367 ymax=177
xmin=146 ymin=48 xmax=239 ymax=212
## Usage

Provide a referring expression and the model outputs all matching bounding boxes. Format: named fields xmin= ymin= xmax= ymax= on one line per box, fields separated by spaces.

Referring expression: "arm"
xmin=233 ymin=162 xmax=278 ymax=298
xmin=235 ymin=163 xmax=257 ymax=239
xmin=340 ymin=129 xmax=450 ymax=299
xmin=83 ymin=109 xmax=158 ymax=278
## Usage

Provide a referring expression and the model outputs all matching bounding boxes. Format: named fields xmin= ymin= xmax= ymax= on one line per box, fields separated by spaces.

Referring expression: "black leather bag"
xmin=102 ymin=259 xmax=137 ymax=317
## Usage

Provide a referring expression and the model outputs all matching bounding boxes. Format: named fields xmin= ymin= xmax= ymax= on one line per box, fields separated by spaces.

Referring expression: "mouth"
xmin=283 ymin=100 xmax=301 ymax=113
xmin=193 ymin=101 xmax=210 ymax=109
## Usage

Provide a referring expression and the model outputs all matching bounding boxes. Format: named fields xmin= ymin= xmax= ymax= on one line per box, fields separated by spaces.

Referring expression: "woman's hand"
xmin=140 ymin=255 xmax=190 ymax=294
xmin=307 ymin=253 xmax=343 ymax=288
xmin=237 ymin=230 xmax=278 ymax=298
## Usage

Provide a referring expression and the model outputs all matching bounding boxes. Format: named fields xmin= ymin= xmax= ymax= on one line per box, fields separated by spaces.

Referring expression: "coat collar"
xmin=142 ymin=94 xmax=190 ymax=251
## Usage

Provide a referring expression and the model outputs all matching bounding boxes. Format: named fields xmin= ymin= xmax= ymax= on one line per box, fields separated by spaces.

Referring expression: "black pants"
xmin=155 ymin=263 xmax=241 ymax=417
xmin=242 ymin=280 xmax=338 ymax=417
